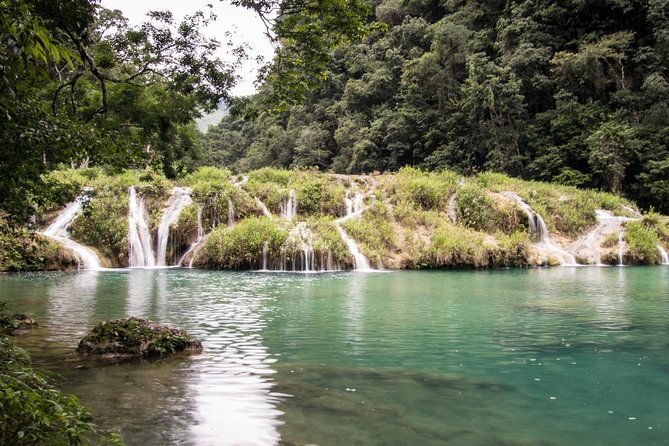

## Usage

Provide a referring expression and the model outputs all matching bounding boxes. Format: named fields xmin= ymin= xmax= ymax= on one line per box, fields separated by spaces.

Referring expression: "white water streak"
xmin=179 ymin=204 xmax=205 ymax=268
xmin=128 ymin=186 xmax=155 ymax=267
xmin=42 ymin=193 xmax=101 ymax=270
xmin=156 ymin=187 xmax=193 ymax=267
xmin=227 ymin=198 xmax=236 ymax=228
xmin=280 ymin=189 xmax=297 ymax=220
xmin=658 ymin=245 xmax=669 ymax=265
xmin=335 ymin=190 xmax=372 ymax=271
xmin=255 ymin=198 xmax=273 ymax=218
xmin=504 ymin=192 xmax=577 ymax=266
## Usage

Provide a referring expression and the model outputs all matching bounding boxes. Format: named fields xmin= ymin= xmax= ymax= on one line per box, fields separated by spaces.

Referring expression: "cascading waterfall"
xmin=255 ymin=197 xmax=272 ymax=218
xmin=571 ymin=210 xmax=637 ymax=266
xmin=227 ymin=198 xmax=236 ymax=227
xmin=504 ymin=192 xmax=577 ymax=265
xmin=155 ymin=187 xmax=193 ymax=267
xmin=127 ymin=186 xmax=156 ymax=267
xmin=280 ymin=222 xmax=316 ymax=271
xmin=658 ymin=245 xmax=669 ymax=265
xmin=280 ymin=189 xmax=297 ymax=220
xmin=335 ymin=190 xmax=372 ymax=271
xmin=178 ymin=204 xmax=205 ymax=268
xmin=260 ymin=223 xmax=340 ymax=272
xmin=41 ymin=192 xmax=102 ymax=270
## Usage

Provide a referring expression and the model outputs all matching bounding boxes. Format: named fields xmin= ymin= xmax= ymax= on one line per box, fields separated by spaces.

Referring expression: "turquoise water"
xmin=1 ymin=267 xmax=668 ymax=445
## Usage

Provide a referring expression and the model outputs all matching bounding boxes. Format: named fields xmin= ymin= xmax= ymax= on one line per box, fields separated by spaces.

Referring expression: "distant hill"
xmin=196 ymin=103 xmax=229 ymax=133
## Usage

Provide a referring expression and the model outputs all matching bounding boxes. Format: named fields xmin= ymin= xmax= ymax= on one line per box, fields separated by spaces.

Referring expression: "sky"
xmin=100 ymin=0 xmax=275 ymax=97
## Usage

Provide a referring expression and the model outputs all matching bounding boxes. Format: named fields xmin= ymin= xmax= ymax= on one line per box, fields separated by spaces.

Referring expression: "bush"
xmin=0 ymin=334 xmax=124 ymax=445
xmin=0 ymin=218 xmax=77 ymax=271
xmin=291 ymin=169 xmax=347 ymax=217
xmin=385 ymin=166 xmax=458 ymax=211
xmin=455 ymin=184 xmax=495 ymax=232
xmin=307 ymin=217 xmax=350 ymax=266
xmin=198 ymin=217 xmax=289 ymax=269
xmin=625 ymin=221 xmax=660 ymax=264
xmin=69 ymin=187 xmax=128 ymax=266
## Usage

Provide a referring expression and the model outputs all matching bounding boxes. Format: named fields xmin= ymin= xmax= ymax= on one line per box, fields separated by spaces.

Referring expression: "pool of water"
xmin=1 ymin=267 xmax=668 ymax=445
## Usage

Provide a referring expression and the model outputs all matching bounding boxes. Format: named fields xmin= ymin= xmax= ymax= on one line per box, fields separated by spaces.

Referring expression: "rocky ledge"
xmin=77 ymin=317 xmax=202 ymax=357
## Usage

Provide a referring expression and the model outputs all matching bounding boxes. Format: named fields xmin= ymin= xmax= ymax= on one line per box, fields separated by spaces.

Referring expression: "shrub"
xmin=307 ymin=217 xmax=350 ymax=266
xmin=70 ymin=187 xmax=128 ymax=266
xmin=625 ymin=221 xmax=660 ymax=264
xmin=455 ymin=184 xmax=495 ymax=232
xmin=385 ymin=166 xmax=458 ymax=211
xmin=198 ymin=217 xmax=289 ymax=269
xmin=291 ymin=170 xmax=347 ymax=217
xmin=0 ymin=334 xmax=124 ymax=445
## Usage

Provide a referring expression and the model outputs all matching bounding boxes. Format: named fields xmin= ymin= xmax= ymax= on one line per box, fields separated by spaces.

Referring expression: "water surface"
xmin=1 ymin=267 xmax=668 ymax=445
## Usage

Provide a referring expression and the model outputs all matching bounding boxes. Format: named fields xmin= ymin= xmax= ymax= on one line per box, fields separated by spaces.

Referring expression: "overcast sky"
xmin=100 ymin=0 xmax=275 ymax=96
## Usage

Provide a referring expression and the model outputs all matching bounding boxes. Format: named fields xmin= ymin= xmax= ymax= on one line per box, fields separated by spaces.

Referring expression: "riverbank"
xmin=4 ymin=166 xmax=669 ymax=272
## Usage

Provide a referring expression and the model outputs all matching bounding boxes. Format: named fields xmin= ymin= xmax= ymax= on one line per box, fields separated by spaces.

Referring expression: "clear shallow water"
xmin=1 ymin=267 xmax=668 ymax=445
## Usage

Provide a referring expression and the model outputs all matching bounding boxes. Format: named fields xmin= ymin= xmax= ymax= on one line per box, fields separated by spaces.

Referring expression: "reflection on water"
xmin=3 ymin=270 xmax=284 ymax=446
xmin=2 ymin=267 xmax=669 ymax=446
xmin=46 ymin=271 xmax=100 ymax=343
xmin=184 ymin=280 xmax=283 ymax=445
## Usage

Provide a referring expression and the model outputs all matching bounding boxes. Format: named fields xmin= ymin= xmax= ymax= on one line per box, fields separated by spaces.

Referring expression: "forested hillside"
xmin=201 ymin=0 xmax=669 ymax=213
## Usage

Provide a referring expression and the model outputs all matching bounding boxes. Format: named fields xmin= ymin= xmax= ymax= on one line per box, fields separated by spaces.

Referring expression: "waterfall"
xmin=155 ymin=187 xmax=193 ymax=267
xmin=447 ymin=193 xmax=457 ymax=224
xmin=571 ymin=210 xmax=637 ymax=265
xmin=261 ymin=241 xmax=268 ymax=270
xmin=618 ymin=231 xmax=625 ymax=266
xmin=178 ymin=204 xmax=205 ymax=268
xmin=335 ymin=190 xmax=372 ymax=271
xmin=504 ymin=193 xmax=576 ymax=266
xmin=127 ymin=186 xmax=155 ymax=267
xmin=280 ymin=222 xmax=317 ymax=271
xmin=280 ymin=189 xmax=297 ymax=220
xmin=41 ymin=192 xmax=102 ymax=270
xmin=658 ymin=245 xmax=669 ymax=265
xmin=505 ymin=193 xmax=537 ymax=235
xmin=227 ymin=198 xmax=235 ymax=227
xmin=255 ymin=197 xmax=272 ymax=218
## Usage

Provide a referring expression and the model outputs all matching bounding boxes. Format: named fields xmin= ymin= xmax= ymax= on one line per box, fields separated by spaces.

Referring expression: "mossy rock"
xmin=77 ymin=317 xmax=202 ymax=357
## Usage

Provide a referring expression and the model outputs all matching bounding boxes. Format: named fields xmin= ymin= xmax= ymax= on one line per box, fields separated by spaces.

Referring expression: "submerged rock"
xmin=77 ymin=317 xmax=202 ymax=357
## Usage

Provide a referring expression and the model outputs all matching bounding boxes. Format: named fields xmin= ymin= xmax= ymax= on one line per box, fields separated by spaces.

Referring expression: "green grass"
xmin=625 ymin=221 xmax=661 ymax=265
xmin=475 ymin=171 xmax=633 ymax=237
xmin=383 ymin=166 xmax=459 ymax=211
xmin=198 ymin=217 xmax=289 ymax=269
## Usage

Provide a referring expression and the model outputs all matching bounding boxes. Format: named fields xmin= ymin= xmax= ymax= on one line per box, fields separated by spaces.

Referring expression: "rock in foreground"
xmin=77 ymin=317 xmax=202 ymax=357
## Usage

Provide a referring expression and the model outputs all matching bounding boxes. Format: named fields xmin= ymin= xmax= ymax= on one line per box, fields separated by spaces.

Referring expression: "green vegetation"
xmin=383 ymin=167 xmax=459 ymax=212
xmin=77 ymin=317 xmax=202 ymax=357
xmin=625 ymin=221 xmax=661 ymax=265
xmin=63 ymin=169 xmax=172 ymax=265
xmin=306 ymin=217 xmax=350 ymax=266
xmin=0 ymin=303 xmax=123 ymax=445
xmin=475 ymin=172 xmax=632 ymax=237
xmin=291 ymin=170 xmax=347 ymax=217
xmin=198 ymin=217 xmax=289 ymax=269
xmin=203 ymin=0 xmax=669 ymax=216
xmin=0 ymin=217 xmax=77 ymax=272
xmin=15 ymin=166 xmax=669 ymax=271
